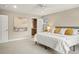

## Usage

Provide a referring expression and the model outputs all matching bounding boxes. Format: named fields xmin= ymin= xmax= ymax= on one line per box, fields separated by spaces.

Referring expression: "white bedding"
xmin=34 ymin=32 xmax=79 ymax=53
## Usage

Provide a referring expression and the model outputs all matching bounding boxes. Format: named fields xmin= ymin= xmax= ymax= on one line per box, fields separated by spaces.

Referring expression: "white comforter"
xmin=34 ymin=32 xmax=79 ymax=53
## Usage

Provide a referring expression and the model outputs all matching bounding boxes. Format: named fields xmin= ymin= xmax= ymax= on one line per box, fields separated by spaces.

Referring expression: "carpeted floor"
xmin=0 ymin=39 xmax=79 ymax=54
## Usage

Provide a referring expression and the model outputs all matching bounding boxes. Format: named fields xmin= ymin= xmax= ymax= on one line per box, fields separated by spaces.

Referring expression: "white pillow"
xmin=60 ymin=28 xmax=66 ymax=34
xmin=73 ymin=29 xmax=78 ymax=35
xmin=52 ymin=28 xmax=55 ymax=33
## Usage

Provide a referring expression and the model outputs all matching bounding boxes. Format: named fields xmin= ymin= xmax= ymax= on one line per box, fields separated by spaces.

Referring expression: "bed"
xmin=34 ymin=32 xmax=79 ymax=54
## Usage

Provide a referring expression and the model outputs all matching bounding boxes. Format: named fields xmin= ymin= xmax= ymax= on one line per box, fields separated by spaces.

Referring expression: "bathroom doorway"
xmin=32 ymin=18 xmax=37 ymax=37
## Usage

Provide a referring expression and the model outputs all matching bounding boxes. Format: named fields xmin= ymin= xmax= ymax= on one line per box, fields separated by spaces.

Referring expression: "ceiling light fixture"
xmin=37 ymin=4 xmax=47 ymax=8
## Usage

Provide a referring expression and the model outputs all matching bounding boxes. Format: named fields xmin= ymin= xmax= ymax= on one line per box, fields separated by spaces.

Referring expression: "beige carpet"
xmin=0 ymin=39 xmax=79 ymax=54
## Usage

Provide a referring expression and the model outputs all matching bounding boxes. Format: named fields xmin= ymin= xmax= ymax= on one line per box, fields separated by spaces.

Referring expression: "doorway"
xmin=32 ymin=18 xmax=37 ymax=37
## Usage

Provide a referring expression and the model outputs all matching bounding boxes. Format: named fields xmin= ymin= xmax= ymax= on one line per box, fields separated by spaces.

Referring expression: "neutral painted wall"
xmin=0 ymin=10 xmax=39 ymax=40
xmin=1 ymin=7 xmax=79 ymax=40
xmin=0 ymin=16 xmax=2 ymax=40
xmin=42 ymin=7 xmax=79 ymax=28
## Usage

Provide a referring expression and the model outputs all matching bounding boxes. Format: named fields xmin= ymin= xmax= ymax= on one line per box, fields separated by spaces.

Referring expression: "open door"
xmin=32 ymin=18 xmax=37 ymax=37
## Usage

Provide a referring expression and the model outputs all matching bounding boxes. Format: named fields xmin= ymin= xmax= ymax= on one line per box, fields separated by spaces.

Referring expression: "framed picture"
xmin=13 ymin=16 xmax=27 ymax=32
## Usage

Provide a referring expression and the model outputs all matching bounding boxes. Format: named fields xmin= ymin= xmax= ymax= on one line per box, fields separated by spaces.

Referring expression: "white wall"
xmin=0 ymin=16 xmax=2 ymax=40
xmin=1 ymin=7 xmax=79 ymax=40
xmin=0 ymin=10 xmax=39 ymax=40
xmin=42 ymin=7 xmax=79 ymax=28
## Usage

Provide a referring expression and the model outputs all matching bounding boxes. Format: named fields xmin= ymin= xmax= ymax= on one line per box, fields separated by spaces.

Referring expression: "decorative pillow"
xmin=54 ymin=27 xmax=61 ymax=33
xmin=64 ymin=28 xmax=73 ymax=35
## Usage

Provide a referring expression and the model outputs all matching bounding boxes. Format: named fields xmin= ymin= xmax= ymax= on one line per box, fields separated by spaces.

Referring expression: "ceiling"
xmin=0 ymin=4 xmax=79 ymax=16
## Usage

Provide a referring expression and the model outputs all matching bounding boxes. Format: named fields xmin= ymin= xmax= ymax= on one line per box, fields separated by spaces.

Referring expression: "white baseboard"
xmin=0 ymin=36 xmax=32 ymax=44
xmin=0 ymin=40 xmax=8 ymax=43
xmin=8 ymin=38 xmax=25 ymax=42
xmin=0 ymin=37 xmax=26 ymax=43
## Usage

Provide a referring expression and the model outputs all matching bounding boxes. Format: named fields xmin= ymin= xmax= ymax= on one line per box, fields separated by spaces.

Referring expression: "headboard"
xmin=55 ymin=26 xmax=79 ymax=29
